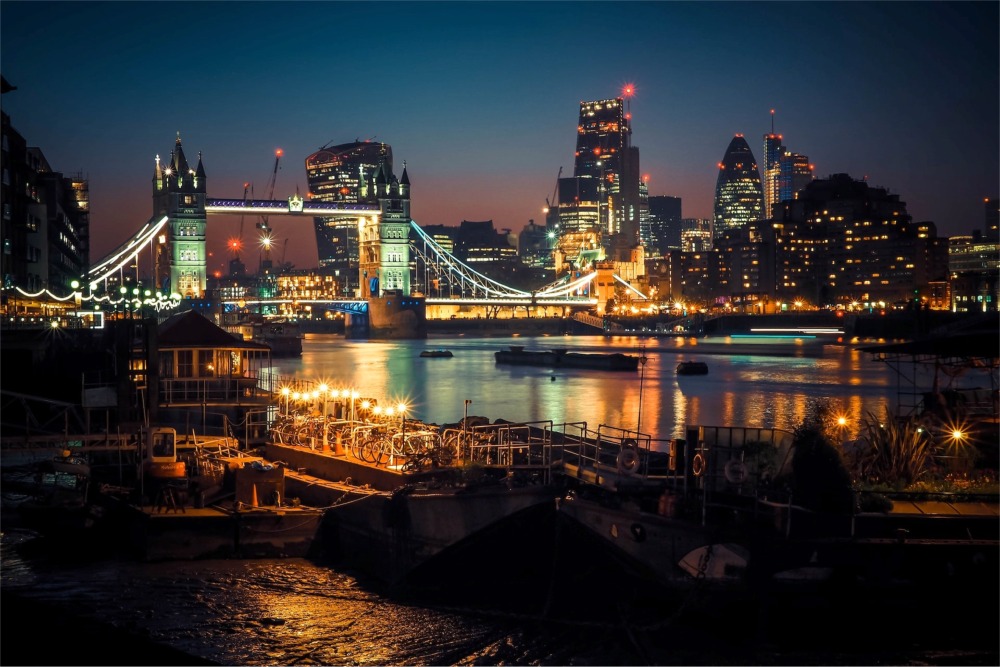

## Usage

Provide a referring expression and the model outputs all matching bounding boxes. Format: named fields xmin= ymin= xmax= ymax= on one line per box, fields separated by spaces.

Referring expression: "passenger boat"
xmin=495 ymin=346 xmax=639 ymax=371
xmin=676 ymin=360 xmax=709 ymax=375
xmin=420 ymin=349 xmax=453 ymax=358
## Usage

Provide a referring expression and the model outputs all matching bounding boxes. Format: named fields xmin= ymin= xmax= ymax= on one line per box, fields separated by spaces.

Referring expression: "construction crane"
xmin=257 ymin=148 xmax=283 ymax=237
xmin=545 ymin=166 xmax=562 ymax=212
xmin=545 ymin=166 xmax=562 ymax=227
xmin=227 ymin=181 xmax=251 ymax=276
xmin=229 ymin=182 xmax=250 ymax=260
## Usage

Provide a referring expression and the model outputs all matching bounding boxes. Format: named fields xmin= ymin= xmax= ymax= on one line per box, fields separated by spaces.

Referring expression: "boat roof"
xmin=157 ymin=310 xmax=270 ymax=351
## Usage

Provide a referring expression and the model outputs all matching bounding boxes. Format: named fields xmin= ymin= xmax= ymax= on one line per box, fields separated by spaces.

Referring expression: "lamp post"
xmin=637 ymin=347 xmax=648 ymax=433
xmin=318 ymin=383 xmax=329 ymax=451
xmin=463 ymin=399 xmax=471 ymax=463
xmin=281 ymin=387 xmax=290 ymax=417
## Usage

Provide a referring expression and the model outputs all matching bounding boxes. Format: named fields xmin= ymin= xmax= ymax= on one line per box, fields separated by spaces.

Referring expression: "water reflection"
xmin=270 ymin=334 xmax=905 ymax=442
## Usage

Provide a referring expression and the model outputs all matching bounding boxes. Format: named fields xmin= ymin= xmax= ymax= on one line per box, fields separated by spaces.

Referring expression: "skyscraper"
xmin=763 ymin=114 xmax=813 ymax=219
xmin=763 ymin=121 xmax=785 ymax=220
xmin=714 ymin=134 xmax=763 ymax=239
xmin=779 ymin=152 xmax=814 ymax=205
xmin=555 ymin=94 xmax=643 ymax=269
xmin=305 ymin=140 xmax=392 ymax=295
xmin=646 ymin=195 xmax=683 ymax=256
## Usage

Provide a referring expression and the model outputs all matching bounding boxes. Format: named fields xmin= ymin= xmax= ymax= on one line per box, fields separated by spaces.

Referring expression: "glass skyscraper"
xmin=714 ymin=134 xmax=763 ymax=239
xmin=305 ymin=140 xmax=392 ymax=295
xmin=556 ymin=95 xmax=642 ymax=268
xmin=763 ymin=130 xmax=785 ymax=220
xmin=764 ymin=116 xmax=813 ymax=219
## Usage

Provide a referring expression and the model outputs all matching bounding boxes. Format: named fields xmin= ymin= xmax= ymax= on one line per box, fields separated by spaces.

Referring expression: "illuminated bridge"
xmin=50 ymin=135 xmax=647 ymax=328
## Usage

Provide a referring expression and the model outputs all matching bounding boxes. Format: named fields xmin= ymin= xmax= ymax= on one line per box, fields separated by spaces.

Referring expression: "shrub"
xmin=856 ymin=408 xmax=934 ymax=487
xmin=778 ymin=402 xmax=855 ymax=514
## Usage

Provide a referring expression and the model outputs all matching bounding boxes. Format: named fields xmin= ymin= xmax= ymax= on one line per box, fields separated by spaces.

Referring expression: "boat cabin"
xmin=132 ymin=310 xmax=275 ymax=407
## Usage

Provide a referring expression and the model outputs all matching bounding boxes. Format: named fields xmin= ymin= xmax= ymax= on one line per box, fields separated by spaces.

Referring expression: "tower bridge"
xmin=80 ymin=135 xmax=631 ymax=338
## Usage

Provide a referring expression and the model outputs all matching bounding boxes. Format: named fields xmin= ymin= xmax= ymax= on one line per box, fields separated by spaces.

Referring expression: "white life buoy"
xmin=724 ymin=459 xmax=748 ymax=484
xmin=617 ymin=443 xmax=639 ymax=474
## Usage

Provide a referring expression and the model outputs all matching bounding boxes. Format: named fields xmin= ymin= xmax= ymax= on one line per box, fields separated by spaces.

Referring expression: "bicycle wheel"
xmin=434 ymin=446 xmax=455 ymax=468
xmin=360 ymin=438 xmax=379 ymax=463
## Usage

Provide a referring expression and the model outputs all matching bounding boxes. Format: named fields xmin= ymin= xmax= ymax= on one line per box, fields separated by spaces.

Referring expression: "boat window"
xmin=198 ymin=350 xmax=214 ymax=377
xmin=177 ymin=350 xmax=193 ymax=378
xmin=158 ymin=351 xmax=175 ymax=378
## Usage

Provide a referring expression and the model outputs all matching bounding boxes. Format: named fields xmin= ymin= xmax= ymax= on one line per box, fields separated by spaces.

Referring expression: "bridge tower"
xmin=152 ymin=134 xmax=207 ymax=297
xmin=357 ymin=161 xmax=426 ymax=338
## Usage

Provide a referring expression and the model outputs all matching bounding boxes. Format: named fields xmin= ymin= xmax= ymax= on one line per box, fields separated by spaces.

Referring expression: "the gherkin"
xmin=714 ymin=134 xmax=763 ymax=239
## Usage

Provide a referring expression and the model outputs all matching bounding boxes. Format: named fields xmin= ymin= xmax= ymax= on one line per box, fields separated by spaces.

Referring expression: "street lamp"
xmin=463 ymin=399 xmax=471 ymax=463
xmin=281 ymin=386 xmax=290 ymax=416
xmin=318 ymin=383 xmax=329 ymax=451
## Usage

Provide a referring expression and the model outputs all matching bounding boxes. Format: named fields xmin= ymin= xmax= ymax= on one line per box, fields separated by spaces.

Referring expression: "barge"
xmin=495 ymin=345 xmax=639 ymax=371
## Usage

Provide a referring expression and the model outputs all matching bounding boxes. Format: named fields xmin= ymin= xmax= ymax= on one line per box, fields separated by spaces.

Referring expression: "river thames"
xmin=3 ymin=332 xmax=997 ymax=666
xmin=270 ymin=332 xmax=905 ymax=443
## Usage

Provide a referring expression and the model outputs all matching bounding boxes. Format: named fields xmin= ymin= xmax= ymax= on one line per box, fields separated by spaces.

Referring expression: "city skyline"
xmin=1 ymin=1 xmax=997 ymax=273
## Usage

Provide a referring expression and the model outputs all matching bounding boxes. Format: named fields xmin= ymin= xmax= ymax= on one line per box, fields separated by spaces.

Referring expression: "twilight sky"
xmin=2 ymin=1 xmax=997 ymax=274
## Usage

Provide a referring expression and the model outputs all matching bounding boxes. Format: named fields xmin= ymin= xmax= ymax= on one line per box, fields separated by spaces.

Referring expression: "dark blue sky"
xmin=2 ymin=1 xmax=997 ymax=271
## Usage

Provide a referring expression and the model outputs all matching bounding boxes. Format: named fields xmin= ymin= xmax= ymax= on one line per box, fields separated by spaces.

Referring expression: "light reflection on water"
xmin=271 ymin=334 xmax=901 ymax=441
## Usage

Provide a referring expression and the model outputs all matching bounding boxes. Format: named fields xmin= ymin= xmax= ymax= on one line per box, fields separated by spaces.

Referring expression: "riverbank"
xmin=1 ymin=588 xmax=218 ymax=666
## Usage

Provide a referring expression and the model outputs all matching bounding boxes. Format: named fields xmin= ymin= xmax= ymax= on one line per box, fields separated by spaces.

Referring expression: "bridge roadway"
xmin=220 ymin=295 xmax=598 ymax=313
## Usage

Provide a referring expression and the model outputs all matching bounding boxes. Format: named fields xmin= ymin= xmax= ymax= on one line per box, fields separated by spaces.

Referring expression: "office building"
xmin=714 ymin=134 xmax=763 ymax=239
xmin=985 ymin=197 xmax=999 ymax=241
xmin=305 ymin=140 xmax=392 ymax=296
xmin=779 ymin=152 xmax=814 ymax=205
xmin=555 ymin=95 xmax=643 ymax=267
xmin=646 ymin=196 xmax=682 ymax=256
xmin=763 ymin=115 xmax=814 ymax=219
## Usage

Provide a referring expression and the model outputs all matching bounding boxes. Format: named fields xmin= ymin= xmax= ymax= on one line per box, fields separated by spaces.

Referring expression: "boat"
xmin=265 ymin=416 xmax=563 ymax=588
xmin=102 ymin=426 xmax=325 ymax=561
xmin=495 ymin=346 xmax=639 ymax=371
xmin=676 ymin=360 xmax=709 ymax=375
xmin=553 ymin=423 xmax=1000 ymax=606
xmin=420 ymin=349 xmax=453 ymax=358
xmin=221 ymin=312 xmax=303 ymax=358
xmin=252 ymin=319 xmax=303 ymax=357
xmin=2 ymin=449 xmax=100 ymax=537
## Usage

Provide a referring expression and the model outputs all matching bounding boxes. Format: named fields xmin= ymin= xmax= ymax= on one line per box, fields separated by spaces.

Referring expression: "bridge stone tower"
xmin=152 ymin=134 xmax=207 ymax=297
xmin=356 ymin=162 xmax=426 ymax=338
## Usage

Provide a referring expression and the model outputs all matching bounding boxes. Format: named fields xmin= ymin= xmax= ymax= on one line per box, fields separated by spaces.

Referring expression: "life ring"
xmin=630 ymin=523 xmax=647 ymax=542
xmin=617 ymin=445 xmax=639 ymax=474
xmin=691 ymin=452 xmax=706 ymax=477
xmin=724 ymin=459 xmax=748 ymax=484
